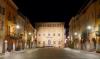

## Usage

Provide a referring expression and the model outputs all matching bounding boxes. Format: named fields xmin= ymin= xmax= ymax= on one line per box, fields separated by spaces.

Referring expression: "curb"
xmin=65 ymin=48 xmax=100 ymax=55
xmin=0 ymin=48 xmax=37 ymax=57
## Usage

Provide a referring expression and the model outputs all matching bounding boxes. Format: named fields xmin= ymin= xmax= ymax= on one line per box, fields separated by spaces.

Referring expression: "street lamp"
xmin=74 ymin=32 xmax=78 ymax=36
xmin=29 ymin=32 xmax=32 ymax=35
xmin=16 ymin=25 xmax=20 ymax=29
xmin=86 ymin=26 xmax=92 ymax=41
xmin=5 ymin=40 xmax=8 ymax=43
xmin=16 ymin=25 xmax=20 ymax=38
xmin=67 ymin=36 xmax=70 ymax=39
xmin=87 ymin=26 xmax=92 ymax=30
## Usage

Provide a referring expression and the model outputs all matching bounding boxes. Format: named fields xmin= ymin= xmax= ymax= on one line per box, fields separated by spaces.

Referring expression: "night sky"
xmin=13 ymin=0 xmax=90 ymax=28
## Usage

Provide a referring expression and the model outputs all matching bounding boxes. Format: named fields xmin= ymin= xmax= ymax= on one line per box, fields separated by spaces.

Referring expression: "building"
xmin=24 ymin=18 xmax=36 ymax=48
xmin=69 ymin=0 xmax=100 ymax=52
xmin=0 ymin=0 xmax=35 ymax=53
xmin=35 ymin=22 xmax=65 ymax=48
xmin=14 ymin=13 xmax=26 ymax=51
xmin=0 ymin=0 xmax=18 ymax=53
xmin=15 ymin=13 xmax=36 ymax=50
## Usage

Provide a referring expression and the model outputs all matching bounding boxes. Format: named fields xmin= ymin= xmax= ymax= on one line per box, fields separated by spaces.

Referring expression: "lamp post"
xmin=87 ymin=25 xmax=92 ymax=37
xmin=87 ymin=25 xmax=92 ymax=38
xmin=15 ymin=25 xmax=20 ymax=51
xmin=16 ymin=25 xmax=20 ymax=38
xmin=74 ymin=32 xmax=78 ymax=48
xmin=86 ymin=25 xmax=92 ymax=50
xmin=28 ymin=32 xmax=32 ymax=48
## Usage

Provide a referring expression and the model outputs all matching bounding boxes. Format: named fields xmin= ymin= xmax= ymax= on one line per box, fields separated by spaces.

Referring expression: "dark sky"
xmin=13 ymin=0 xmax=90 ymax=27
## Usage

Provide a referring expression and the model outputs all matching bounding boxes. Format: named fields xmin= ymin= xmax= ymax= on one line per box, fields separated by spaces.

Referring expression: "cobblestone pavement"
xmin=0 ymin=48 xmax=100 ymax=59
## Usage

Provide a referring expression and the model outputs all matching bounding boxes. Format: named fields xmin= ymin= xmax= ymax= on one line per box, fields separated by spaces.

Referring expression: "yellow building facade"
xmin=0 ymin=0 xmax=35 ymax=53
xmin=24 ymin=18 xmax=36 ymax=48
xmin=69 ymin=0 xmax=100 ymax=52
xmin=0 ymin=0 xmax=18 ymax=53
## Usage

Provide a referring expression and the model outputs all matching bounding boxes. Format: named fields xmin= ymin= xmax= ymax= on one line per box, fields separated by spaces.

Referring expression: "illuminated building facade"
xmin=69 ymin=0 xmax=100 ymax=52
xmin=0 ymin=0 xmax=35 ymax=53
xmin=35 ymin=22 xmax=65 ymax=48
xmin=0 ymin=0 xmax=18 ymax=53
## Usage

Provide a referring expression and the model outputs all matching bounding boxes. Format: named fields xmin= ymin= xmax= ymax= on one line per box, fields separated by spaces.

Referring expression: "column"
xmin=96 ymin=37 xmax=100 ymax=52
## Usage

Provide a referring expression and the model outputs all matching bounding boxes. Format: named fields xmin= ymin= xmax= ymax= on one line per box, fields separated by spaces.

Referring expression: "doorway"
xmin=48 ymin=40 xmax=51 ymax=46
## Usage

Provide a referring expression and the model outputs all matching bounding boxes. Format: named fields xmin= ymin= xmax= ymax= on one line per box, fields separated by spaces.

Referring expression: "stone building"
xmin=0 ymin=0 xmax=35 ymax=53
xmin=35 ymin=22 xmax=65 ymax=48
xmin=69 ymin=0 xmax=100 ymax=52
xmin=0 ymin=0 xmax=18 ymax=53
xmin=24 ymin=18 xmax=36 ymax=48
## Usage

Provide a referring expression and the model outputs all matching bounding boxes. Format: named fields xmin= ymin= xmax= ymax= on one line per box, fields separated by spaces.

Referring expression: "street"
xmin=0 ymin=48 xmax=100 ymax=59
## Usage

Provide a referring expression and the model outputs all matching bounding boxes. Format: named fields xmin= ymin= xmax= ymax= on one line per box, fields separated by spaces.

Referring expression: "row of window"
xmin=36 ymin=24 xmax=63 ymax=27
xmin=38 ymin=41 xmax=61 ymax=44
xmin=38 ymin=33 xmax=61 ymax=36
